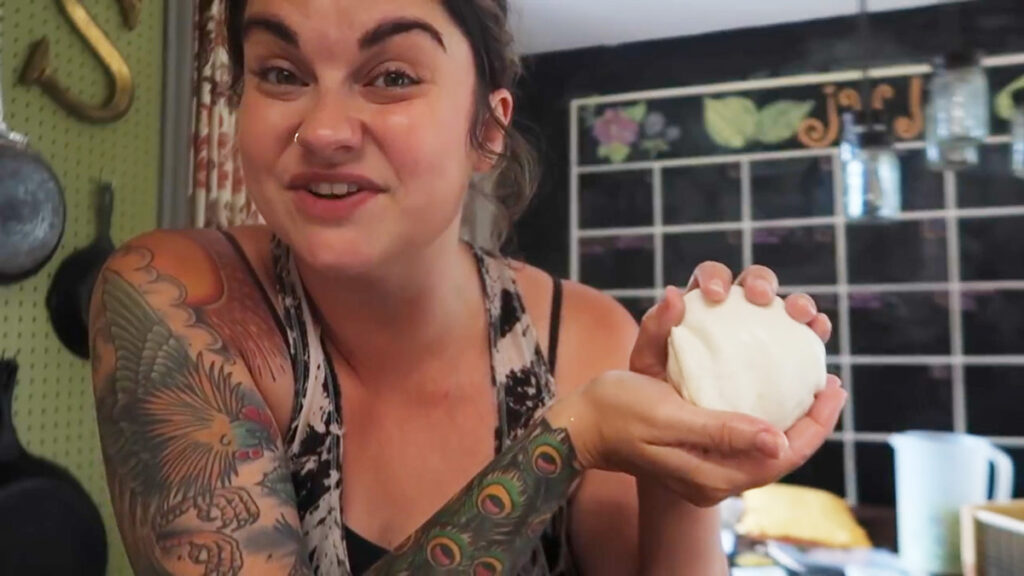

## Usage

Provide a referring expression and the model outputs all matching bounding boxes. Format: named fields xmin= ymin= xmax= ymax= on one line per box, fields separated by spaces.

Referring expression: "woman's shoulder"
xmin=95 ymin=225 xmax=293 ymax=418
xmin=107 ymin=225 xmax=272 ymax=280
xmin=510 ymin=259 xmax=640 ymax=388
xmin=510 ymin=258 xmax=638 ymax=335
xmin=96 ymin=226 xmax=279 ymax=327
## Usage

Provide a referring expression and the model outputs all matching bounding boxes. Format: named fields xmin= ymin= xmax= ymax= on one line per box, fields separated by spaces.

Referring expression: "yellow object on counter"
xmin=736 ymin=483 xmax=872 ymax=549
xmin=733 ymin=551 xmax=776 ymax=567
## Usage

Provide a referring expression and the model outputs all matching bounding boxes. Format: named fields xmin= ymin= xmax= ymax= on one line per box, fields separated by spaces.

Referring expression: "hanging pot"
xmin=0 ymin=55 xmax=66 ymax=285
xmin=47 ymin=182 xmax=115 ymax=359
xmin=0 ymin=359 xmax=107 ymax=574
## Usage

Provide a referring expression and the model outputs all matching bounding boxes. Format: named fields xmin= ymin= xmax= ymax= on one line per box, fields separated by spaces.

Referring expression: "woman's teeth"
xmin=308 ymin=183 xmax=360 ymax=198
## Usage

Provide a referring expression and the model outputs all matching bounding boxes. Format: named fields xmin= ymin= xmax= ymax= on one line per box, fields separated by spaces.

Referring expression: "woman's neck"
xmin=295 ymin=231 xmax=487 ymax=391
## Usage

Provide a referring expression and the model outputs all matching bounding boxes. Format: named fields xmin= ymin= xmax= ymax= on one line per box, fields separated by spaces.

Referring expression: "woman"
xmin=88 ymin=0 xmax=845 ymax=574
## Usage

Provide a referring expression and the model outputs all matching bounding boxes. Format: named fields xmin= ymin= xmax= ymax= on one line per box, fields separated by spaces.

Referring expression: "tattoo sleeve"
xmin=89 ymin=238 xmax=311 ymax=576
xmin=367 ymin=418 xmax=582 ymax=575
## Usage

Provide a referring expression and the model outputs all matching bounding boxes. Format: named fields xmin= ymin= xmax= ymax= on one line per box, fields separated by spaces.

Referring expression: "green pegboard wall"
xmin=1 ymin=1 xmax=166 ymax=573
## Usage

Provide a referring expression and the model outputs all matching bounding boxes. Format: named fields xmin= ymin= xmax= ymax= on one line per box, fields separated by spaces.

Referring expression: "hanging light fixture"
xmin=925 ymin=3 xmax=989 ymax=171
xmin=841 ymin=0 xmax=902 ymax=220
xmin=1012 ymin=90 xmax=1024 ymax=178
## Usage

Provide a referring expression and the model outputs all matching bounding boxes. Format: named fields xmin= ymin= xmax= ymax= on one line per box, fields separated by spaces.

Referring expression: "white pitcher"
xmin=888 ymin=431 xmax=1015 ymax=575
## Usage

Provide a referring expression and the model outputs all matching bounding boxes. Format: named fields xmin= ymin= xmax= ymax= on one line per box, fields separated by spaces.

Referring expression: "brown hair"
xmin=224 ymin=0 xmax=538 ymax=250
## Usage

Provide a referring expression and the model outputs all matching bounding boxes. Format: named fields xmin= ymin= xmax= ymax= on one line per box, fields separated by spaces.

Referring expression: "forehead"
xmin=242 ymin=0 xmax=459 ymax=50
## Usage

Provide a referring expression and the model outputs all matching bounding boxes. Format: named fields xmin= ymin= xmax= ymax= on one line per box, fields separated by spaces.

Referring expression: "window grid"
xmin=945 ymin=171 xmax=968 ymax=434
xmin=570 ymin=56 xmax=1024 ymax=506
xmin=740 ymin=160 xmax=754 ymax=269
xmin=653 ymin=166 xmax=665 ymax=290
xmin=573 ymin=140 xmax=1024 ymax=507
xmin=577 ymin=204 xmax=1024 ymax=239
xmin=603 ymin=280 xmax=1024 ymax=299
xmin=830 ymin=149 xmax=859 ymax=505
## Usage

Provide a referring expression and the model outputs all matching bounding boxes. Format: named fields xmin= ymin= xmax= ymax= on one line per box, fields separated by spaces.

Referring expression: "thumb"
xmin=630 ymin=286 xmax=685 ymax=380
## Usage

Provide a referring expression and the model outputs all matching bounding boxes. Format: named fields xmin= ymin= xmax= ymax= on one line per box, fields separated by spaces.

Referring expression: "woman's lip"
xmin=292 ymin=188 xmax=378 ymax=222
xmin=286 ymin=171 xmax=386 ymax=192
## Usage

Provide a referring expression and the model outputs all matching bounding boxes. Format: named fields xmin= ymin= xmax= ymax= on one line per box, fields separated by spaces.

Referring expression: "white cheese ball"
xmin=666 ymin=285 xmax=827 ymax=431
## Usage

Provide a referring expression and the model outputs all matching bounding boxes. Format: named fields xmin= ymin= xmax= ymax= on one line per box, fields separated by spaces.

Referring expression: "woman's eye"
xmin=371 ymin=69 xmax=420 ymax=89
xmin=257 ymin=66 xmax=304 ymax=86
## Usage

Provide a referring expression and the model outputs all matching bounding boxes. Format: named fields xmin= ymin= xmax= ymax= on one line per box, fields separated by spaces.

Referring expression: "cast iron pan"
xmin=0 ymin=71 xmax=66 ymax=284
xmin=0 ymin=358 xmax=107 ymax=575
xmin=47 ymin=182 xmax=115 ymax=359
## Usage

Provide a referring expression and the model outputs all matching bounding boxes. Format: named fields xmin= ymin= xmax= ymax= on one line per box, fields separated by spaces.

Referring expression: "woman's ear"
xmin=473 ymin=89 xmax=514 ymax=173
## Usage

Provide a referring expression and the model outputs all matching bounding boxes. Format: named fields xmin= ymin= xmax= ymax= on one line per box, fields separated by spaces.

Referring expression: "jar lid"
xmin=860 ymin=126 xmax=892 ymax=148
xmin=842 ymin=110 xmax=892 ymax=147
xmin=935 ymin=49 xmax=982 ymax=70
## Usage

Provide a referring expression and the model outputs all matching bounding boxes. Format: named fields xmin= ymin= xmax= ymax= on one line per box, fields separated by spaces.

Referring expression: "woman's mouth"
xmin=292 ymin=182 xmax=381 ymax=222
xmin=306 ymin=182 xmax=364 ymax=200
xmin=287 ymin=172 xmax=386 ymax=221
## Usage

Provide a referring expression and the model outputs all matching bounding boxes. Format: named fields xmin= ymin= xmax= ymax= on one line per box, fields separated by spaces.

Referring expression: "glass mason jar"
xmin=926 ymin=98 xmax=979 ymax=171
xmin=927 ymin=50 xmax=990 ymax=171
xmin=841 ymin=112 xmax=902 ymax=220
xmin=1012 ymin=90 xmax=1024 ymax=178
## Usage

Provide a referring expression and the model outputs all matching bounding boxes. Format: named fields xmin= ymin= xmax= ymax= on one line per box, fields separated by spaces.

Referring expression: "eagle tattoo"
xmin=99 ymin=271 xmax=278 ymax=576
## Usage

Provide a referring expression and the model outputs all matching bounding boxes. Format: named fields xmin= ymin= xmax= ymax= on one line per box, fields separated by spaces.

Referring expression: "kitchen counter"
xmin=727 ymin=505 xmax=903 ymax=575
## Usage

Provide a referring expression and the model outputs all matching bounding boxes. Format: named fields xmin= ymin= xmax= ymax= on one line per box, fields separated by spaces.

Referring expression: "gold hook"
xmin=19 ymin=0 xmax=137 ymax=124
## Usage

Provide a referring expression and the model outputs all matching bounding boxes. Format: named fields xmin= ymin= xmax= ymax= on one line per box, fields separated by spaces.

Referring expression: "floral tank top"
xmin=267 ymin=237 xmax=576 ymax=576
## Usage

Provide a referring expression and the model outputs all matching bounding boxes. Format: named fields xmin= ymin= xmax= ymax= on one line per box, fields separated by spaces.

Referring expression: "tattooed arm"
xmin=88 ymin=232 xmax=310 ymax=576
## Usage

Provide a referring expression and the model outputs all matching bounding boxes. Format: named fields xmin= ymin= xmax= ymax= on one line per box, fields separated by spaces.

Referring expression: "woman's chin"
xmin=285 ymin=226 xmax=387 ymax=277
xmin=266 ymin=204 xmax=459 ymax=278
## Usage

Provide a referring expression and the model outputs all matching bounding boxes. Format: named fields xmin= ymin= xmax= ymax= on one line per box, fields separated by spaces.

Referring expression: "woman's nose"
xmin=294 ymin=93 xmax=364 ymax=162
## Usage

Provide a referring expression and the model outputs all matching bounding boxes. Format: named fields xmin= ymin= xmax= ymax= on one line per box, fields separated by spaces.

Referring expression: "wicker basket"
xmin=961 ymin=501 xmax=1024 ymax=576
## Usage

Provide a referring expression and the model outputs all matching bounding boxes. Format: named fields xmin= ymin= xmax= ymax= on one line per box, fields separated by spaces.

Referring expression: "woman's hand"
xmin=546 ymin=262 xmax=846 ymax=507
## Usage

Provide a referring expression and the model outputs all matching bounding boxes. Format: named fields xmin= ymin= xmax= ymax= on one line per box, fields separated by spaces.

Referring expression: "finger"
xmin=630 ymin=285 xmax=686 ymax=379
xmin=808 ymin=313 xmax=833 ymax=342
xmin=782 ymin=378 xmax=847 ymax=468
xmin=686 ymin=261 xmax=733 ymax=302
xmin=660 ymin=403 xmax=787 ymax=459
xmin=736 ymin=265 xmax=779 ymax=306
xmin=784 ymin=293 xmax=818 ymax=324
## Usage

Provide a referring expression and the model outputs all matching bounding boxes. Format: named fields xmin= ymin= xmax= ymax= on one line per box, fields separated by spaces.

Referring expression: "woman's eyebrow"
xmin=242 ymin=15 xmax=300 ymax=48
xmin=359 ymin=17 xmax=447 ymax=52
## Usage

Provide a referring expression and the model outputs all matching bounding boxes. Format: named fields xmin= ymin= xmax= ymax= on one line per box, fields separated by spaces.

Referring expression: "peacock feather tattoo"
xmin=98 ymin=270 xmax=279 ymax=575
xmin=367 ymin=420 xmax=580 ymax=575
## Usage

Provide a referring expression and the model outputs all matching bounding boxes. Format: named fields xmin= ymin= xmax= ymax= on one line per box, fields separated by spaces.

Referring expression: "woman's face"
xmin=237 ymin=0 xmax=507 ymax=273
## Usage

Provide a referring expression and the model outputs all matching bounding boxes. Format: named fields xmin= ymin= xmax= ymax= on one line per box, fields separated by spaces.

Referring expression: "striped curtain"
xmin=191 ymin=0 xmax=262 ymax=228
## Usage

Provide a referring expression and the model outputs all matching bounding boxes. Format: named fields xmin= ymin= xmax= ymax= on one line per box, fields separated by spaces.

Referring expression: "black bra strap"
xmin=547 ymin=275 xmax=564 ymax=375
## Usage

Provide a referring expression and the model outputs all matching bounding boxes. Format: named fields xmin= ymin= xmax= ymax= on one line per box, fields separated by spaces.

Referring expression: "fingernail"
xmin=832 ymin=394 xmax=848 ymax=420
xmin=750 ymin=278 xmax=771 ymax=295
xmin=686 ymin=271 xmax=699 ymax=291
xmin=801 ymin=294 xmax=819 ymax=314
xmin=708 ymin=279 xmax=726 ymax=297
xmin=756 ymin=431 xmax=787 ymax=459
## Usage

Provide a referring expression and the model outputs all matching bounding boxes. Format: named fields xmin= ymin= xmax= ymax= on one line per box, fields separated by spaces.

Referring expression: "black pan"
xmin=0 ymin=75 xmax=66 ymax=284
xmin=0 ymin=358 xmax=107 ymax=575
xmin=47 ymin=182 xmax=115 ymax=360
